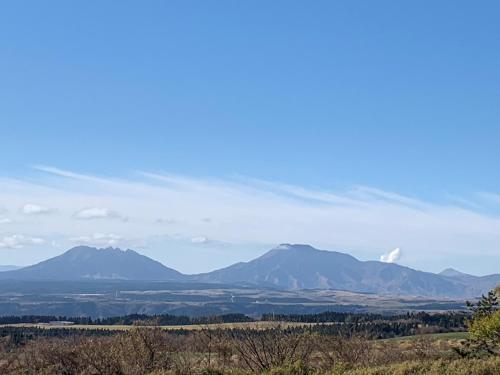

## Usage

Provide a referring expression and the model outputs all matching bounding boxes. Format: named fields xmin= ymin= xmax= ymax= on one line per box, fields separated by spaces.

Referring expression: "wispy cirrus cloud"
xmin=0 ymin=166 xmax=499 ymax=274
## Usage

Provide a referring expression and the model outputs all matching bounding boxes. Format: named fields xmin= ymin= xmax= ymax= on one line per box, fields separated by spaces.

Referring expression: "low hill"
xmin=439 ymin=268 xmax=477 ymax=280
xmin=439 ymin=267 xmax=500 ymax=296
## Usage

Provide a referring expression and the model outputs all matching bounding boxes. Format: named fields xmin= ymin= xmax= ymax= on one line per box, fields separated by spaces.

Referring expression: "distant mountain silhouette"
xmin=1 ymin=244 xmax=498 ymax=298
xmin=194 ymin=244 xmax=499 ymax=298
xmin=0 ymin=246 xmax=183 ymax=281
xmin=439 ymin=268 xmax=472 ymax=278
xmin=439 ymin=267 xmax=500 ymax=296
xmin=0 ymin=265 xmax=21 ymax=272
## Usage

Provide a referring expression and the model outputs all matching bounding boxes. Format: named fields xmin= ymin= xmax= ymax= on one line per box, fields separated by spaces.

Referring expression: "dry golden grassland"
xmin=0 ymin=320 xmax=340 ymax=331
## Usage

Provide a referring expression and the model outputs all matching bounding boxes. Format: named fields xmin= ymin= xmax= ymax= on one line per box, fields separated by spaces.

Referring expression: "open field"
xmin=0 ymin=320 xmax=338 ymax=331
xmin=383 ymin=331 xmax=469 ymax=342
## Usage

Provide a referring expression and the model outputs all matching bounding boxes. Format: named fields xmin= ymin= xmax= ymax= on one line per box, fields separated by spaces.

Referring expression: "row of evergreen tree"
xmin=0 ymin=311 xmax=469 ymax=327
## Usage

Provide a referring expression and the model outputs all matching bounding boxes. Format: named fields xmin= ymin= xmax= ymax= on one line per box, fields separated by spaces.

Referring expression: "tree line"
xmin=0 ymin=310 xmax=469 ymax=327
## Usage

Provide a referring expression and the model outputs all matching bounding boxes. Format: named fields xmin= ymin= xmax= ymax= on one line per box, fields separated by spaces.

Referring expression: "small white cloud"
xmin=189 ymin=235 xmax=230 ymax=247
xmin=380 ymin=248 xmax=402 ymax=263
xmin=0 ymin=218 xmax=12 ymax=224
xmin=74 ymin=207 xmax=121 ymax=220
xmin=22 ymin=204 xmax=52 ymax=215
xmin=191 ymin=236 xmax=210 ymax=244
xmin=70 ymin=233 xmax=122 ymax=246
xmin=188 ymin=236 xmax=227 ymax=246
xmin=0 ymin=235 xmax=45 ymax=249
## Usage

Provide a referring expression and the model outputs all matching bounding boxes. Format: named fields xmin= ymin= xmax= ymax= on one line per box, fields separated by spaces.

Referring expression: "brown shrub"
xmin=228 ymin=325 xmax=315 ymax=372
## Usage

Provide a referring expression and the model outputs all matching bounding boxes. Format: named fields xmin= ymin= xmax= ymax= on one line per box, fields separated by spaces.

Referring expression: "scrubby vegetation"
xmin=0 ymin=325 xmax=497 ymax=374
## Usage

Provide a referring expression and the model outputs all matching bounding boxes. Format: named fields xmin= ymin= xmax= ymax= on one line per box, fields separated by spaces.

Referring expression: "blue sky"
xmin=1 ymin=2 xmax=500 ymax=274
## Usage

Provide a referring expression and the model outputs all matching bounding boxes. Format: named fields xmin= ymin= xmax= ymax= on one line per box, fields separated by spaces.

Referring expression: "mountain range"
xmin=0 ymin=244 xmax=498 ymax=298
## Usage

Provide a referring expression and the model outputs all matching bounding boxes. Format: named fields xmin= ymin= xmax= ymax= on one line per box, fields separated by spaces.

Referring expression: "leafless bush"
xmin=78 ymin=337 xmax=124 ymax=375
xmin=119 ymin=327 xmax=182 ymax=374
xmin=1 ymin=328 xmax=185 ymax=375
xmin=196 ymin=327 xmax=234 ymax=371
xmin=228 ymin=325 xmax=315 ymax=372
xmin=316 ymin=335 xmax=373 ymax=369
xmin=11 ymin=337 xmax=82 ymax=375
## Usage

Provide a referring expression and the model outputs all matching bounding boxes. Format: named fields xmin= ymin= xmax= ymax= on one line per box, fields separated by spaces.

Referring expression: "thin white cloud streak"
xmin=350 ymin=186 xmax=433 ymax=210
xmin=33 ymin=165 xmax=107 ymax=183
xmin=0 ymin=167 xmax=499 ymax=264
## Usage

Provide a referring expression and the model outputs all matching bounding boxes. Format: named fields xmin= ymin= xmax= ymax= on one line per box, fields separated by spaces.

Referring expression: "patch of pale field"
xmin=381 ymin=331 xmax=469 ymax=342
xmin=0 ymin=321 xmax=339 ymax=331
